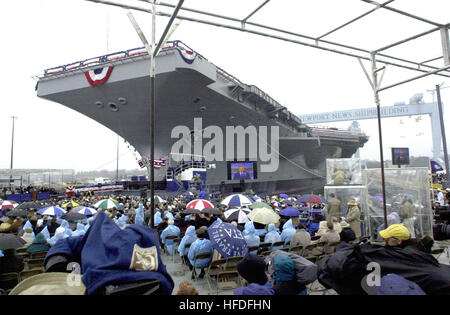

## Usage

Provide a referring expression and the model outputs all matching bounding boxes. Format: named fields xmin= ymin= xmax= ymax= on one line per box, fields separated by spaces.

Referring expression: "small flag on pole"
xmin=431 ymin=160 xmax=444 ymax=173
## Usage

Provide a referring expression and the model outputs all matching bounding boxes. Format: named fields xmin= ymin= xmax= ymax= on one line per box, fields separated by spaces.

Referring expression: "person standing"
xmin=346 ymin=199 xmax=361 ymax=239
xmin=326 ymin=193 xmax=341 ymax=221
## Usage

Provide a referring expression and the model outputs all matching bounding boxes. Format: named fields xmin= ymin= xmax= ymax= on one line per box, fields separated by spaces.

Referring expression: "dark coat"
xmin=44 ymin=212 xmax=174 ymax=295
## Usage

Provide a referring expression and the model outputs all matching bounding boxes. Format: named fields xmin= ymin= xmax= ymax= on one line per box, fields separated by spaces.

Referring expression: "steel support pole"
xmin=10 ymin=116 xmax=17 ymax=188
xmin=150 ymin=0 xmax=156 ymax=228
xmin=116 ymin=135 xmax=119 ymax=182
xmin=371 ymin=52 xmax=388 ymax=229
xmin=436 ymin=84 xmax=450 ymax=185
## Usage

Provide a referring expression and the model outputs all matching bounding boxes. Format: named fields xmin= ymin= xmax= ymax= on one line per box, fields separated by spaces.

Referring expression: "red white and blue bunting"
xmin=85 ymin=66 xmax=114 ymax=86
xmin=177 ymin=48 xmax=196 ymax=64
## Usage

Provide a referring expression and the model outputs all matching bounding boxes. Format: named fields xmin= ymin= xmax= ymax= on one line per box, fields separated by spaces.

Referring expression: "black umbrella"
xmin=16 ymin=201 xmax=41 ymax=210
xmin=61 ymin=212 xmax=87 ymax=222
xmin=6 ymin=209 xmax=29 ymax=218
xmin=0 ymin=234 xmax=26 ymax=250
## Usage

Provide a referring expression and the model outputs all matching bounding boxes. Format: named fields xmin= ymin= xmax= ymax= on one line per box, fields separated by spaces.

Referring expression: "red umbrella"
xmin=0 ymin=200 xmax=18 ymax=210
xmin=186 ymin=199 xmax=214 ymax=210
xmin=299 ymin=194 xmax=322 ymax=204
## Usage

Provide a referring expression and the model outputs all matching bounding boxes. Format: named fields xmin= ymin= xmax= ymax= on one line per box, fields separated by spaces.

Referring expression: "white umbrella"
xmin=221 ymin=194 xmax=254 ymax=207
xmin=37 ymin=206 xmax=66 ymax=216
xmin=223 ymin=208 xmax=250 ymax=224
xmin=186 ymin=199 xmax=214 ymax=210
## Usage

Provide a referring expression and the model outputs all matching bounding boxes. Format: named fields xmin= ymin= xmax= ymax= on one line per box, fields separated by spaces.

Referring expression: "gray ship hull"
xmin=36 ymin=42 xmax=368 ymax=194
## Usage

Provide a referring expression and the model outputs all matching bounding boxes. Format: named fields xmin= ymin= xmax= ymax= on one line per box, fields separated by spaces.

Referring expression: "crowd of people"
xmin=0 ymin=188 xmax=449 ymax=295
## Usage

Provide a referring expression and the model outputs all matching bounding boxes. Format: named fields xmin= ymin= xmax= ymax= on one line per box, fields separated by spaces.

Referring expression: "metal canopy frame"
xmin=83 ymin=0 xmax=450 ymax=229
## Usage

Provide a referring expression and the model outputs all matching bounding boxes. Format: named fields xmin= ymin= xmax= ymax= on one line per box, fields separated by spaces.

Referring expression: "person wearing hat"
xmin=234 ymin=253 xmax=273 ymax=295
xmin=187 ymin=226 xmax=213 ymax=279
xmin=339 ymin=220 xmax=356 ymax=243
xmin=346 ymin=199 xmax=361 ymax=238
xmin=379 ymin=224 xmax=411 ymax=247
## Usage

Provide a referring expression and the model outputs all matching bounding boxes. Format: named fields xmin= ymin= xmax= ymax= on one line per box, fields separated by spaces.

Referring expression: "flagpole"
xmin=150 ymin=0 xmax=156 ymax=228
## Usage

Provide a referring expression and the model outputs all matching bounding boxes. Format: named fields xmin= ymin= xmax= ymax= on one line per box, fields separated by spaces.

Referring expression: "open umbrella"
xmin=182 ymin=207 xmax=222 ymax=215
xmin=37 ymin=206 xmax=66 ymax=216
xmin=247 ymin=207 xmax=280 ymax=225
xmin=221 ymin=194 xmax=253 ymax=207
xmin=0 ymin=200 xmax=18 ymax=210
xmin=223 ymin=208 xmax=250 ymax=224
xmin=62 ymin=201 xmax=80 ymax=208
xmin=249 ymin=201 xmax=272 ymax=210
xmin=93 ymin=198 xmax=120 ymax=210
xmin=148 ymin=196 xmax=166 ymax=204
xmin=207 ymin=220 xmax=248 ymax=258
xmin=279 ymin=193 xmax=289 ymax=199
xmin=186 ymin=199 xmax=214 ymax=210
xmin=279 ymin=207 xmax=301 ymax=217
xmin=73 ymin=206 xmax=97 ymax=216
xmin=16 ymin=201 xmax=41 ymax=210
xmin=299 ymin=194 xmax=322 ymax=204
xmin=62 ymin=212 xmax=86 ymax=222
xmin=0 ymin=234 xmax=26 ymax=250
xmin=5 ymin=209 xmax=29 ymax=218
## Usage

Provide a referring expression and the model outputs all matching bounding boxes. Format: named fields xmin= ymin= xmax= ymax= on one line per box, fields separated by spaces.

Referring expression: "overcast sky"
xmin=0 ymin=0 xmax=449 ymax=172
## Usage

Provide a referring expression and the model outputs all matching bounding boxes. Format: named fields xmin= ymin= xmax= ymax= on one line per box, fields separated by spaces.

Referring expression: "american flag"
xmin=153 ymin=158 xmax=166 ymax=168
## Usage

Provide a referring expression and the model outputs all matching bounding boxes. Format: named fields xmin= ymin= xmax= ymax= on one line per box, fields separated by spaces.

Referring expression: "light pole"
xmin=10 ymin=116 xmax=17 ymax=188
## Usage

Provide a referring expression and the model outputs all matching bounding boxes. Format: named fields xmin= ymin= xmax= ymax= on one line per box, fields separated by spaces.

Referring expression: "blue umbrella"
xmin=279 ymin=207 xmax=301 ymax=217
xmin=207 ymin=220 xmax=248 ymax=258
xmin=221 ymin=194 xmax=253 ymax=207
xmin=37 ymin=206 xmax=66 ymax=216
xmin=279 ymin=193 xmax=289 ymax=199
xmin=73 ymin=206 xmax=97 ymax=216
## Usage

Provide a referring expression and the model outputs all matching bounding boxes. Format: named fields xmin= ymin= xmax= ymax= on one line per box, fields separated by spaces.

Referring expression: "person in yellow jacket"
xmin=346 ymin=199 xmax=361 ymax=238
xmin=332 ymin=168 xmax=346 ymax=185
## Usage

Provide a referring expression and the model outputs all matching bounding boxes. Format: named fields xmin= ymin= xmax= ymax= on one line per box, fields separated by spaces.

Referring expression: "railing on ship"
xmin=166 ymin=153 xmax=206 ymax=180
xmin=40 ymin=40 xmax=204 ymax=77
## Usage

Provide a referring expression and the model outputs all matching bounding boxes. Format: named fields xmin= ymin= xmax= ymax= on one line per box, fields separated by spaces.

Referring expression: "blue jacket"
xmin=44 ymin=212 xmax=174 ymax=295
xmin=60 ymin=220 xmax=73 ymax=237
xmin=264 ymin=224 xmax=282 ymax=250
xmin=116 ymin=215 xmax=128 ymax=229
xmin=243 ymin=221 xmax=260 ymax=254
xmin=234 ymin=283 xmax=273 ymax=295
xmin=154 ymin=212 xmax=162 ymax=227
xmin=188 ymin=238 xmax=213 ymax=268
xmin=161 ymin=224 xmax=180 ymax=255
xmin=280 ymin=220 xmax=296 ymax=245
xmin=255 ymin=228 xmax=267 ymax=236
xmin=178 ymin=226 xmax=196 ymax=257
xmin=307 ymin=222 xmax=320 ymax=236
xmin=72 ymin=223 xmax=86 ymax=237
xmin=135 ymin=204 xmax=145 ymax=225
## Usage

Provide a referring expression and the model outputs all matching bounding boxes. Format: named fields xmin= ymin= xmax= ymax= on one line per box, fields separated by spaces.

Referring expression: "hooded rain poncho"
xmin=280 ymin=220 xmax=296 ymax=245
xmin=188 ymin=238 xmax=213 ymax=268
xmin=243 ymin=221 xmax=260 ymax=254
xmin=264 ymin=224 xmax=282 ymax=249
xmin=161 ymin=224 xmax=180 ymax=255
xmin=178 ymin=226 xmax=196 ymax=257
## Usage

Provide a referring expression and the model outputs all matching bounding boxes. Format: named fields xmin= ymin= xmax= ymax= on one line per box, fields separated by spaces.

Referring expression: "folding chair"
xmin=258 ymin=242 xmax=271 ymax=253
xmin=19 ymin=268 xmax=45 ymax=282
xmin=271 ymin=241 xmax=285 ymax=250
xmin=205 ymin=258 xmax=228 ymax=294
xmin=247 ymin=245 xmax=259 ymax=254
xmin=27 ymin=258 xmax=45 ymax=269
xmin=192 ymin=252 xmax=212 ymax=281
xmin=259 ymin=250 xmax=272 ymax=257
xmin=163 ymin=235 xmax=178 ymax=256
xmin=311 ymin=235 xmax=321 ymax=241
xmin=0 ymin=273 xmax=19 ymax=291
xmin=30 ymin=251 xmax=48 ymax=259
xmin=289 ymin=245 xmax=303 ymax=255
xmin=171 ymin=237 xmax=182 ymax=263
xmin=181 ymin=242 xmax=192 ymax=268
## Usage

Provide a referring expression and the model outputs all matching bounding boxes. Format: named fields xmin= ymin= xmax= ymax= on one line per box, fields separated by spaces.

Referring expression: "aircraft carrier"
xmin=35 ymin=40 xmax=368 ymax=194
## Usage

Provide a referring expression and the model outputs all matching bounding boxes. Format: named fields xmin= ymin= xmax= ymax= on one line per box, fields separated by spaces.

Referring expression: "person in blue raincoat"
xmin=243 ymin=221 xmax=260 ymax=254
xmin=264 ymin=223 xmax=283 ymax=250
xmin=161 ymin=219 xmax=180 ymax=255
xmin=40 ymin=226 xmax=51 ymax=240
xmin=47 ymin=227 xmax=69 ymax=246
xmin=135 ymin=203 xmax=145 ymax=225
xmin=177 ymin=225 xmax=197 ymax=262
xmin=281 ymin=220 xmax=296 ymax=245
xmin=154 ymin=211 xmax=162 ymax=227
xmin=116 ymin=215 xmax=128 ymax=230
xmin=187 ymin=226 xmax=213 ymax=279
xmin=72 ymin=223 xmax=86 ymax=237
xmin=59 ymin=220 xmax=73 ymax=237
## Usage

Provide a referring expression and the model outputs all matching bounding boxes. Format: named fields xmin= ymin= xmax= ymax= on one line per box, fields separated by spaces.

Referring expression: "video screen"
xmin=392 ymin=147 xmax=410 ymax=165
xmin=227 ymin=162 xmax=257 ymax=180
